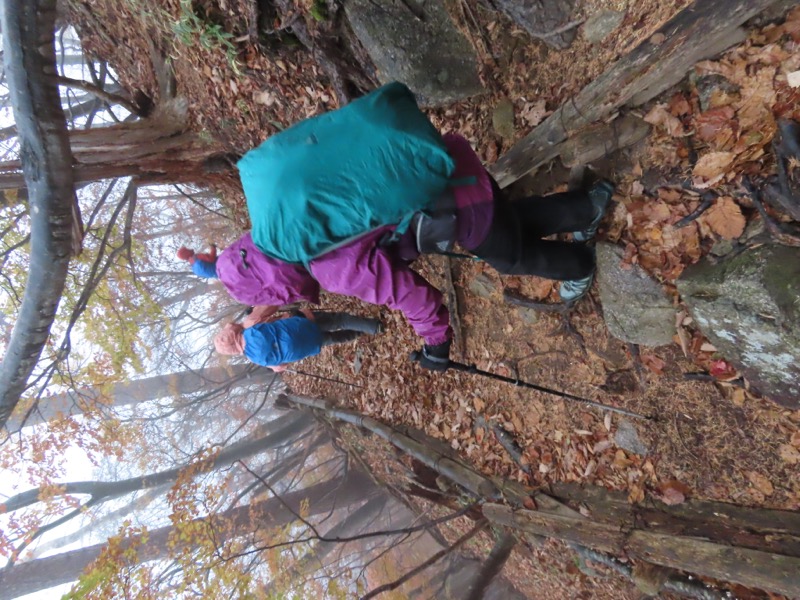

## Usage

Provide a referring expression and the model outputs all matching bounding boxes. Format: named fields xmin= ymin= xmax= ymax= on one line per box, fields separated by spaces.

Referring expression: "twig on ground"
xmin=503 ymin=288 xmax=588 ymax=356
xmin=526 ymin=19 xmax=585 ymax=40
xmin=675 ymin=194 xmax=715 ymax=228
xmin=626 ymin=343 xmax=648 ymax=391
xmin=475 ymin=415 xmax=531 ymax=475
xmin=683 ymin=372 xmax=746 ymax=388
xmin=443 ymin=256 xmax=465 ymax=358
xmin=742 ymin=176 xmax=800 ymax=247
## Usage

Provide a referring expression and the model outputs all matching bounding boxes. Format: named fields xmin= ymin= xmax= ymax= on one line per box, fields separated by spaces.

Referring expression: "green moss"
xmin=310 ymin=0 xmax=328 ymax=21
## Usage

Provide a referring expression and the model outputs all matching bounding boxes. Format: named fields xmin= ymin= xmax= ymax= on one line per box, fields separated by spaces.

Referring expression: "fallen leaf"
xmin=779 ymin=444 xmax=800 ymax=464
xmin=254 ymin=90 xmax=276 ymax=106
xmin=658 ymin=479 xmax=691 ymax=506
xmin=593 ymin=440 xmax=613 ymax=454
xmin=660 ymin=486 xmax=686 ymax=505
xmin=523 ymin=496 xmax=537 ymax=510
xmin=628 ymin=484 xmax=645 ymax=504
xmin=614 ymin=449 xmax=632 ymax=468
xmin=520 ymin=98 xmax=548 ymax=127
xmin=641 ymin=353 xmax=666 ymax=375
xmin=644 ymin=104 xmax=684 ymax=137
xmin=695 ymin=106 xmax=737 ymax=145
xmin=692 ymin=151 xmax=735 ymax=187
xmin=788 ymin=70 xmax=800 ymax=88
xmin=485 ymin=141 xmax=499 ymax=163
xmin=703 ymin=196 xmax=745 ymax=239
xmin=668 ymin=93 xmax=691 ymax=116
xmin=732 ymin=388 xmax=746 ymax=406
xmin=746 ymin=471 xmax=774 ymax=496
xmin=700 ymin=342 xmax=717 ymax=352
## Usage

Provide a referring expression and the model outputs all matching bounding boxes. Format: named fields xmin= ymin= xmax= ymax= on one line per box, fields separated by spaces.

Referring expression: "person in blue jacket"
xmin=213 ymin=307 xmax=382 ymax=371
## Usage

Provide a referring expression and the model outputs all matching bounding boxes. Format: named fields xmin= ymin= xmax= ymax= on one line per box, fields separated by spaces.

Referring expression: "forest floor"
xmin=70 ymin=0 xmax=800 ymax=597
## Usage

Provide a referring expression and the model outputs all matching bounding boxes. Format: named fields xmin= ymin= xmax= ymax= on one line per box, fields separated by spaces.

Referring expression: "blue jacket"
xmin=243 ymin=317 xmax=323 ymax=367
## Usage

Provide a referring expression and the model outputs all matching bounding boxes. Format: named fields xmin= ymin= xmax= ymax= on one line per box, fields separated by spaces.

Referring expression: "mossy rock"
xmin=677 ymin=244 xmax=800 ymax=408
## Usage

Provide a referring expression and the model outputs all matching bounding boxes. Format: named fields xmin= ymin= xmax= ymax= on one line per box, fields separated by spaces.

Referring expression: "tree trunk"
xmin=0 ymin=467 xmax=373 ymax=600
xmin=0 ymin=99 xmax=228 ymax=192
xmin=0 ymin=0 xmax=76 ymax=429
xmin=10 ymin=364 xmax=271 ymax=430
xmin=491 ymin=0 xmax=779 ymax=186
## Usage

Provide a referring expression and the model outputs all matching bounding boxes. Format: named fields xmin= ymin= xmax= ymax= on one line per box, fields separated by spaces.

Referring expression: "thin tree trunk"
xmin=0 ymin=100 xmax=227 ymax=192
xmin=10 ymin=364 xmax=270 ymax=430
xmin=0 ymin=0 xmax=75 ymax=429
xmin=465 ymin=532 xmax=517 ymax=600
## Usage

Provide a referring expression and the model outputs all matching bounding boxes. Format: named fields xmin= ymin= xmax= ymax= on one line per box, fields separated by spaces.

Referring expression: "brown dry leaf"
xmin=668 ymin=93 xmax=691 ymax=116
xmin=746 ymin=471 xmax=774 ymax=496
xmin=731 ymin=388 xmax=746 ymax=406
xmin=791 ymin=431 xmax=800 ymax=448
xmin=520 ymin=99 xmax=548 ymax=128
xmin=644 ymin=104 xmax=684 ymax=137
xmin=613 ymin=449 xmax=632 ymax=468
xmin=484 ymin=141 xmax=498 ymax=163
xmin=779 ymin=444 xmax=800 ymax=465
xmin=660 ymin=486 xmax=685 ymax=506
xmin=628 ymin=484 xmax=645 ymax=504
xmin=473 ymin=397 xmax=485 ymax=413
xmin=703 ymin=196 xmax=746 ymax=239
xmin=695 ymin=106 xmax=736 ymax=144
xmin=658 ymin=479 xmax=691 ymax=506
xmin=692 ymin=151 xmax=735 ymax=187
xmin=641 ymin=353 xmax=666 ymax=375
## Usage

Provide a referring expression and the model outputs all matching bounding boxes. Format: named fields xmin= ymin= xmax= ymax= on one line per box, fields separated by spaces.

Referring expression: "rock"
xmin=492 ymin=0 xmax=578 ymax=50
xmin=710 ymin=238 xmax=736 ymax=257
xmin=614 ymin=419 xmax=648 ymax=455
xmin=677 ymin=244 xmax=800 ymax=408
xmin=469 ymin=273 xmax=496 ymax=299
xmin=693 ymin=73 xmax=740 ymax=112
xmin=596 ymin=243 xmax=675 ymax=346
xmin=515 ymin=306 xmax=539 ymax=325
xmin=582 ymin=10 xmax=625 ymax=44
xmin=344 ymin=0 xmax=483 ymax=106
xmin=492 ymin=98 xmax=515 ymax=140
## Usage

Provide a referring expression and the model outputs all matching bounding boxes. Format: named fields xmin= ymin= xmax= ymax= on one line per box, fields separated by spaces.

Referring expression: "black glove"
xmin=417 ymin=340 xmax=451 ymax=371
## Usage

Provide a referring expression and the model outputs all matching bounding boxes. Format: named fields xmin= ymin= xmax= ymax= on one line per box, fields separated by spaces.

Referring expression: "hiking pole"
xmin=410 ymin=353 xmax=652 ymax=420
xmin=282 ymin=368 xmax=363 ymax=389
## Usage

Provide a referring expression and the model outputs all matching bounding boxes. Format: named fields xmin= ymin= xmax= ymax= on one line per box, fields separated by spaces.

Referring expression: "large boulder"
xmin=343 ymin=0 xmax=483 ymax=106
xmin=596 ymin=243 xmax=676 ymax=347
xmin=677 ymin=245 xmax=800 ymax=408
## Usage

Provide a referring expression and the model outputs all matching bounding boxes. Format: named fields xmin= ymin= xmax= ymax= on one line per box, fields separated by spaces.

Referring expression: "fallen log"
xmin=483 ymin=503 xmax=800 ymax=597
xmin=491 ymin=0 xmax=778 ymax=186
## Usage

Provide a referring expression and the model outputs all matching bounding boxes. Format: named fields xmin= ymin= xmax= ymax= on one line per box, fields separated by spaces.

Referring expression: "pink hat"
xmin=214 ymin=323 xmax=246 ymax=355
